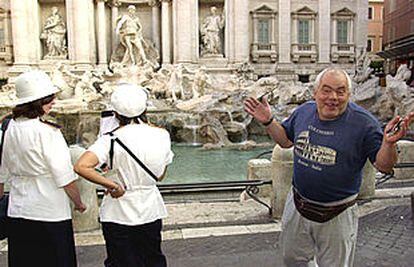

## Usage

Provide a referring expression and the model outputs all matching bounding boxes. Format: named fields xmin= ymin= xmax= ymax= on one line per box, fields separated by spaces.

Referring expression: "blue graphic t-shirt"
xmin=281 ymin=101 xmax=383 ymax=202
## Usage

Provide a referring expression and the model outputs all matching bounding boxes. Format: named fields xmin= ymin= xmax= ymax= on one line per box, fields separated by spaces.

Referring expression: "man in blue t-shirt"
xmin=244 ymin=68 xmax=414 ymax=267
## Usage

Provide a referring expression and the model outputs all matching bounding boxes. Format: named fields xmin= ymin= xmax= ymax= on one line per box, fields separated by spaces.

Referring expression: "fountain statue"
xmin=40 ymin=7 xmax=67 ymax=59
xmin=200 ymin=6 xmax=225 ymax=57
xmin=111 ymin=5 xmax=159 ymax=70
xmin=353 ymin=49 xmax=373 ymax=84
xmin=4 ymin=7 xmax=414 ymax=151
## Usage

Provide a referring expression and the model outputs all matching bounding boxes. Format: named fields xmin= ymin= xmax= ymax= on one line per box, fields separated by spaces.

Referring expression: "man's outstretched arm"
xmin=244 ymin=96 xmax=293 ymax=148
xmin=375 ymin=113 xmax=414 ymax=173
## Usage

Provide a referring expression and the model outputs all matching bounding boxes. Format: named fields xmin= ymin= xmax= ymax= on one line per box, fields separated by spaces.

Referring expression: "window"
xmin=298 ymin=74 xmax=310 ymax=83
xmin=250 ymin=5 xmax=277 ymax=62
xmin=368 ymin=7 xmax=373 ymax=20
xmin=258 ymin=19 xmax=269 ymax=44
xmin=367 ymin=39 xmax=372 ymax=52
xmin=337 ymin=20 xmax=348 ymax=44
xmin=390 ymin=0 xmax=397 ymax=12
xmin=298 ymin=20 xmax=310 ymax=44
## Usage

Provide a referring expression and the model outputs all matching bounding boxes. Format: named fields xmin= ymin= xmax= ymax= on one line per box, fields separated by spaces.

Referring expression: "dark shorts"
xmin=8 ymin=217 xmax=77 ymax=267
xmin=102 ymin=219 xmax=166 ymax=267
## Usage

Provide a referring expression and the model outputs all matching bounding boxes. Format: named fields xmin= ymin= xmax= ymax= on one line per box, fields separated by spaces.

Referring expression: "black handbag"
xmin=0 ymin=195 xmax=9 ymax=240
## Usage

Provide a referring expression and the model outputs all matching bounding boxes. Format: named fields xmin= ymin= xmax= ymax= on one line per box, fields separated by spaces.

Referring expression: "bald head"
xmin=315 ymin=68 xmax=352 ymax=92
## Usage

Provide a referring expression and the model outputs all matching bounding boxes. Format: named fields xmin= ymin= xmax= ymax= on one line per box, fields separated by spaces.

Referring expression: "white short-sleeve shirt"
xmin=0 ymin=118 xmax=77 ymax=221
xmin=88 ymin=123 xmax=174 ymax=226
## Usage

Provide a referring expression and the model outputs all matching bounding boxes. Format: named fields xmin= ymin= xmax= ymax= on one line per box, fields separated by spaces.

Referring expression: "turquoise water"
xmin=162 ymin=144 xmax=273 ymax=184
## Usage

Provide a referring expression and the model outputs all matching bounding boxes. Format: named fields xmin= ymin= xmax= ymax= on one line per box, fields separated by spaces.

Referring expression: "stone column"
xmin=3 ymin=11 xmax=13 ymax=64
xmin=110 ymin=0 xmax=120 ymax=54
xmin=332 ymin=19 xmax=337 ymax=44
xmin=67 ymin=0 xmax=94 ymax=67
xmin=161 ymin=0 xmax=172 ymax=64
xmin=252 ymin=14 xmax=258 ymax=44
xmin=271 ymin=146 xmax=294 ymax=219
xmin=355 ymin=0 xmax=368 ymax=50
xmin=172 ymin=0 xmax=194 ymax=63
xmin=96 ymin=0 xmax=108 ymax=67
xmin=349 ymin=20 xmax=354 ymax=44
xmin=318 ymin=0 xmax=330 ymax=63
xmin=291 ymin=18 xmax=297 ymax=44
xmin=278 ymin=0 xmax=291 ymax=63
xmin=150 ymin=0 xmax=161 ymax=51
xmin=224 ymin=0 xmax=233 ymax=60
xmin=10 ymin=0 xmax=41 ymax=67
xmin=233 ymin=0 xmax=249 ymax=63
xmin=310 ymin=20 xmax=315 ymax=43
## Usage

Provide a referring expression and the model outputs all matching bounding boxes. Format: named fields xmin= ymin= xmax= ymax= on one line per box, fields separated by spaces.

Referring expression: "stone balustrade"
xmin=395 ymin=140 xmax=414 ymax=180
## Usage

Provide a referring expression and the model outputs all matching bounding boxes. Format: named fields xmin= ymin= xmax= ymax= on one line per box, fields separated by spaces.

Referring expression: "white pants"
xmin=281 ymin=190 xmax=358 ymax=267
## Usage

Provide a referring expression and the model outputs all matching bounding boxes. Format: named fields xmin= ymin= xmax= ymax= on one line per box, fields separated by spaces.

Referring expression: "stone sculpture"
xmin=353 ymin=49 xmax=373 ymax=84
xmin=200 ymin=6 xmax=225 ymax=56
xmin=116 ymin=5 xmax=148 ymax=66
xmin=394 ymin=64 xmax=412 ymax=82
xmin=111 ymin=5 xmax=159 ymax=68
xmin=191 ymin=66 xmax=211 ymax=99
xmin=40 ymin=7 xmax=67 ymax=59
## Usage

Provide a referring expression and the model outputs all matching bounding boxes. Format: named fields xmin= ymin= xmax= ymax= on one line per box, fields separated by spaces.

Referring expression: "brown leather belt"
xmin=293 ymin=189 xmax=357 ymax=223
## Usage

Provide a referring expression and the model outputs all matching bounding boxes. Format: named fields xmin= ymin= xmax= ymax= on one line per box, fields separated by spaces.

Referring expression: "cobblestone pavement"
xmin=1 ymin=194 xmax=413 ymax=267
xmin=354 ymin=205 xmax=414 ymax=267
xmin=3 ymin=202 xmax=412 ymax=267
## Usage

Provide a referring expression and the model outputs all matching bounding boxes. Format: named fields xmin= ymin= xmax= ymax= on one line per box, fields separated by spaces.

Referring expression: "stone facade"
xmin=0 ymin=0 xmax=368 ymax=82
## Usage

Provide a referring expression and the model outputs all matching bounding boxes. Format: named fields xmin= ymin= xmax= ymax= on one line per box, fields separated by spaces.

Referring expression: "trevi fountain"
xmin=0 ymin=1 xmax=412 ymax=183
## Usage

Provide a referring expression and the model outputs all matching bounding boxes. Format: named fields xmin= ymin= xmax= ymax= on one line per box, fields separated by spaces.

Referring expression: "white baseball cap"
xmin=14 ymin=70 xmax=59 ymax=106
xmin=110 ymin=83 xmax=148 ymax=118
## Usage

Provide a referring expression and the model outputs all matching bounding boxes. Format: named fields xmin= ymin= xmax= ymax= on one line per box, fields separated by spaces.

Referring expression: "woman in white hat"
xmin=0 ymin=70 xmax=86 ymax=267
xmin=75 ymin=83 xmax=173 ymax=267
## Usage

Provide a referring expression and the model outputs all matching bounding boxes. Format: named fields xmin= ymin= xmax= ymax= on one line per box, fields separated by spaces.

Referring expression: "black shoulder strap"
xmin=107 ymin=132 xmax=159 ymax=182
xmin=0 ymin=115 xmax=12 ymax=166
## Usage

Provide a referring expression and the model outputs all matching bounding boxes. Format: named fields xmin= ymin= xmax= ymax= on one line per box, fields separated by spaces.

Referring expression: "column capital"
xmin=161 ymin=0 xmax=172 ymax=3
xmin=109 ymin=0 xmax=121 ymax=7
xmin=148 ymin=0 xmax=161 ymax=7
xmin=95 ymin=0 xmax=108 ymax=4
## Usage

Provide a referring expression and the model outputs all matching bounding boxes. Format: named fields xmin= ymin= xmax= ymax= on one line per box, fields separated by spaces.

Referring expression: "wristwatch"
xmin=262 ymin=115 xmax=274 ymax=127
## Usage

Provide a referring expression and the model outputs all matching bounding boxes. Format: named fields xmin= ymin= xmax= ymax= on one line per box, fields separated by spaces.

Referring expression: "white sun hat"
xmin=110 ymin=83 xmax=148 ymax=118
xmin=14 ymin=70 xmax=59 ymax=106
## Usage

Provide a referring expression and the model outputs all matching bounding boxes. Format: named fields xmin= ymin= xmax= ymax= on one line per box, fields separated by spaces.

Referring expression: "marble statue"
xmin=40 ymin=7 xmax=67 ymax=59
xmin=167 ymin=64 xmax=186 ymax=102
xmin=115 ymin=5 xmax=148 ymax=66
xmin=191 ymin=66 xmax=211 ymax=99
xmin=200 ymin=6 xmax=225 ymax=56
xmin=51 ymin=64 xmax=106 ymax=103
xmin=394 ymin=64 xmax=412 ymax=82
xmin=353 ymin=49 xmax=373 ymax=84
xmin=51 ymin=62 xmax=73 ymax=99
